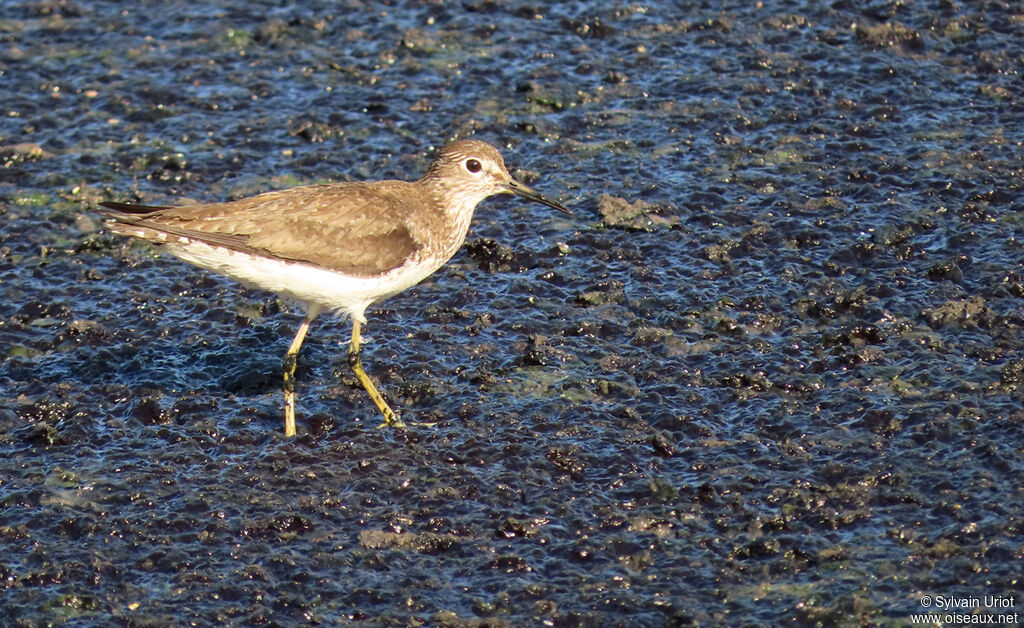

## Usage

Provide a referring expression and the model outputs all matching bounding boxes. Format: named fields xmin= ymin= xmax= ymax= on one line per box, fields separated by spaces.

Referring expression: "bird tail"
xmin=97 ymin=201 xmax=169 ymax=218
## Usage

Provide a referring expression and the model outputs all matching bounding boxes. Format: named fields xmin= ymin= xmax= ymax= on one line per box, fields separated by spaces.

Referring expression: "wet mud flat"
xmin=1 ymin=1 xmax=1022 ymax=626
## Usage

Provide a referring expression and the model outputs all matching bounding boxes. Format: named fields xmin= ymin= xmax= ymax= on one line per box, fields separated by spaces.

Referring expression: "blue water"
xmin=1 ymin=1 xmax=1022 ymax=625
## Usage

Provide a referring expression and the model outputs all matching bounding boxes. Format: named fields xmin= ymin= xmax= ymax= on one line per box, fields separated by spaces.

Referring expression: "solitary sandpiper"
xmin=98 ymin=139 xmax=570 ymax=436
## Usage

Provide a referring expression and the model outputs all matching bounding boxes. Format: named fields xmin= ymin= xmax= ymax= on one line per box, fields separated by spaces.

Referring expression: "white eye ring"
xmin=465 ymin=158 xmax=483 ymax=173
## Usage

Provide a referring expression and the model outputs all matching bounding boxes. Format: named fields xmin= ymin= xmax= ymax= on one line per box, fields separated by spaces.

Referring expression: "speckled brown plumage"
xmin=97 ymin=139 xmax=570 ymax=436
xmin=100 ymin=181 xmax=434 ymax=277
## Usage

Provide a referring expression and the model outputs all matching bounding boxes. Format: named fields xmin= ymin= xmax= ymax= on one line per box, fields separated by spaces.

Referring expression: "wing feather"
xmin=99 ymin=182 xmax=431 ymax=276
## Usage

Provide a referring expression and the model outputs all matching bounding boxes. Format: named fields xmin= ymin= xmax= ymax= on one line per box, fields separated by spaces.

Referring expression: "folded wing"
xmin=98 ymin=182 xmax=428 ymax=277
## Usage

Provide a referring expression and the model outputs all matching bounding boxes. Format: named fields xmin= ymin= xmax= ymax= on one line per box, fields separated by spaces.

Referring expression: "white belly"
xmin=163 ymin=239 xmax=446 ymax=322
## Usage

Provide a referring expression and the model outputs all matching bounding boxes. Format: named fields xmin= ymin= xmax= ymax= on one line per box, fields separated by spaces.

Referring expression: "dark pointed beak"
xmin=507 ymin=178 xmax=572 ymax=215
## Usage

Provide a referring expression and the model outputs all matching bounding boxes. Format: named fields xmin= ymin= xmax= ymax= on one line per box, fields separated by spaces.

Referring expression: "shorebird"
xmin=98 ymin=139 xmax=570 ymax=436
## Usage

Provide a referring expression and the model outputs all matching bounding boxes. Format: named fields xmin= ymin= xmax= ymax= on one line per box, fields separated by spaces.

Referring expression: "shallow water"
xmin=2 ymin=1 xmax=1022 ymax=626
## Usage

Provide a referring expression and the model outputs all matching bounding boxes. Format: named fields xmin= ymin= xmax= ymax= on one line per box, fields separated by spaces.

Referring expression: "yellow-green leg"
xmin=349 ymin=319 xmax=406 ymax=429
xmin=283 ymin=314 xmax=316 ymax=437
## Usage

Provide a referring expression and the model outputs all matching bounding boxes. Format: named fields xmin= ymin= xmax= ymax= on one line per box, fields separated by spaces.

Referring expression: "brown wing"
xmin=98 ymin=182 xmax=429 ymax=276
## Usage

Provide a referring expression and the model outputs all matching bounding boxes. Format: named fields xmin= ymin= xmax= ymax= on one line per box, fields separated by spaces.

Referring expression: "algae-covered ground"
xmin=1 ymin=1 xmax=1022 ymax=626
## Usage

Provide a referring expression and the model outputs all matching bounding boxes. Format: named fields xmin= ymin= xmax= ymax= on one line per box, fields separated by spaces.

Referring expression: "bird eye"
xmin=465 ymin=158 xmax=482 ymax=173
